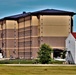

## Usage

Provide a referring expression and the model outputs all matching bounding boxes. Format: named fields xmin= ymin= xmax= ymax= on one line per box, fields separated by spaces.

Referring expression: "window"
xmin=69 ymin=40 xmax=70 ymax=43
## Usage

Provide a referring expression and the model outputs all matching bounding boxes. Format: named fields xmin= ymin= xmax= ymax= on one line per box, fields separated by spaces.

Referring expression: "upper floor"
xmin=0 ymin=9 xmax=75 ymax=37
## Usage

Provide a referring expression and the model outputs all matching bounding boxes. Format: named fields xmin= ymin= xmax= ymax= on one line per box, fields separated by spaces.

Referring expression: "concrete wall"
xmin=39 ymin=15 xmax=71 ymax=50
xmin=0 ymin=20 xmax=18 ymax=58
xmin=40 ymin=37 xmax=66 ymax=50
xmin=18 ymin=16 xmax=32 ymax=59
xmin=31 ymin=16 xmax=39 ymax=26
xmin=40 ymin=15 xmax=71 ymax=37
xmin=6 ymin=20 xmax=18 ymax=29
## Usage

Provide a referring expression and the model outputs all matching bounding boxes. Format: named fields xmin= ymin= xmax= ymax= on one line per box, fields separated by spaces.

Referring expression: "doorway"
xmin=53 ymin=49 xmax=63 ymax=58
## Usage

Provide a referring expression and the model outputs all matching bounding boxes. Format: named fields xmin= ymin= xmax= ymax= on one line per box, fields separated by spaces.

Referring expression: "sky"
xmin=0 ymin=0 xmax=76 ymax=31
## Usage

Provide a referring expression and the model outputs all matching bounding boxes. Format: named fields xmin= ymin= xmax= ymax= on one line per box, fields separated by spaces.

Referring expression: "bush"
xmin=38 ymin=44 xmax=52 ymax=64
xmin=33 ymin=58 xmax=39 ymax=64
xmin=0 ymin=59 xmax=33 ymax=64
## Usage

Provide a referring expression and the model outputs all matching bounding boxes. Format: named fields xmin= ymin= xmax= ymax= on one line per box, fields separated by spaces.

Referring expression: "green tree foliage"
xmin=38 ymin=43 xmax=52 ymax=64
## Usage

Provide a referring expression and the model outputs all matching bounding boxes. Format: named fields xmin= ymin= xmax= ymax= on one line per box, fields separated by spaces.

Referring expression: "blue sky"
xmin=0 ymin=0 xmax=76 ymax=31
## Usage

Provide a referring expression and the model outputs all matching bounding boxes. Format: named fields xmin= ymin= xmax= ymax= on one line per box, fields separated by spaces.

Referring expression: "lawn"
xmin=0 ymin=65 xmax=76 ymax=75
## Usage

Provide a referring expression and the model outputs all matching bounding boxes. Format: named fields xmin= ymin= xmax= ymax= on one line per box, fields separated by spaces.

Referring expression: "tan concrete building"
xmin=0 ymin=9 xmax=75 ymax=59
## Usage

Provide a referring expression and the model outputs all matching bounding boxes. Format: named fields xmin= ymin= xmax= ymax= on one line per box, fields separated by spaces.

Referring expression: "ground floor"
xmin=0 ymin=48 xmax=64 ymax=59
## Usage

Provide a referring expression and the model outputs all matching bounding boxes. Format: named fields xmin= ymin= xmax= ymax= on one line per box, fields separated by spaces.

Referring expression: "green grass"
xmin=0 ymin=65 xmax=76 ymax=75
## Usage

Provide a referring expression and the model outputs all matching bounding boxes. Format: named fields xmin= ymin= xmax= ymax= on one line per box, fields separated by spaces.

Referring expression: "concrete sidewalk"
xmin=4 ymin=64 xmax=76 ymax=66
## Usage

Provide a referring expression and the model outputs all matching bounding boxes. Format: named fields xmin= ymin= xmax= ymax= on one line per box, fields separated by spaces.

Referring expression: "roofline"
xmin=0 ymin=13 xmax=31 ymax=21
xmin=31 ymin=13 xmax=75 ymax=16
xmin=31 ymin=9 xmax=75 ymax=16
xmin=0 ymin=13 xmax=75 ymax=21
xmin=0 ymin=9 xmax=75 ymax=21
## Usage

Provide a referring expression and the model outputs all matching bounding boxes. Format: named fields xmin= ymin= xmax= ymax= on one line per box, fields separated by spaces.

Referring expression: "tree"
xmin=38 ymin=43 xmax=52 ymax=64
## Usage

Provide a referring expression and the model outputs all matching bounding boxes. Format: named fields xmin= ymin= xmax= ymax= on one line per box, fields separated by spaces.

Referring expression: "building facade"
xmin=0 ymin=9 xmax=75 ymax=59
xmin=66 ymin=33 xmax=76 ymax=64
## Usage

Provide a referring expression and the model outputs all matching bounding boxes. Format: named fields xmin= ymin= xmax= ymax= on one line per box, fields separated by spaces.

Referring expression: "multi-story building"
xmin=0 ymin=9 xmax=75 ymax=59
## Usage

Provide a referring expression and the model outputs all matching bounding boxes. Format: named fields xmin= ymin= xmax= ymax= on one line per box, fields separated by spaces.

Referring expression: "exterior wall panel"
xmin=6 ymin=20 xmax=18 ymax=29
xmin=31 ymin=16 xmax=38 ymax=26
xmin=5 ymin=39 xmax=15 ymax=48
xmin=32 ymin=48 xmax=39 ymax=58
xmin=40 ymin=15 xmax=71 ymax=36
xmin=5 ymin=49 xmax=18 ymax=58
xmin=19 ymin=21 xmax=24 ymax=28
xmin=31 ymin=26 xmax=38 ymax=36
xmin=31 ymin=37 xmax=39 ymax=47
xmin=0 ymin=24 xmax=2 ymax=30
xmin=0 ymin=40 xmax=2 ymax=48
xmin=6 ymin=29 xmax=14 ymax=38
xmin=40 ymin=37 xmax=66 ymax=49
xmin=25 ymin=20 xmax=30 ymax=27
xmin=42 ymin=25 xmax=70 ymax=37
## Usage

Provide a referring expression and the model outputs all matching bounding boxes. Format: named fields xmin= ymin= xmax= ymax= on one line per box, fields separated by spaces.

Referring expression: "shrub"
xmin=38 ymin=44 xmax=52 ymax=64
xmin=0 ymin=59 xmax=33 ymax=64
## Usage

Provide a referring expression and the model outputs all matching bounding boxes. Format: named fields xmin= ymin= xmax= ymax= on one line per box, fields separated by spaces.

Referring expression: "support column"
xmin=51 ymin=51 xmax=53 ymax=59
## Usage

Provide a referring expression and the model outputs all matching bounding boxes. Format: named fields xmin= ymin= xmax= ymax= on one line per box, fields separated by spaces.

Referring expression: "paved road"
xmin=4 ymin=64 xmax=76 ymax=66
